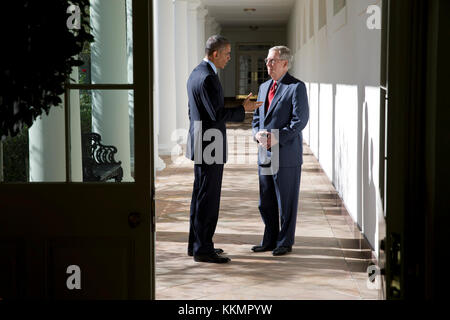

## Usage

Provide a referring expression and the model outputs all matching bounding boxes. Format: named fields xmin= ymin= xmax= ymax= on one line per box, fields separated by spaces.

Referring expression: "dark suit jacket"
xmin=186 ymin=61 xmax=245 ymax=164
xmin=252 ymin=72 xmax=309 ymax=167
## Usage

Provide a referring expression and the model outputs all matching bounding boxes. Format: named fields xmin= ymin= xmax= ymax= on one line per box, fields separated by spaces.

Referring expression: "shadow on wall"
xmin=362 ymin=102 xmax=377 ymax=249
xmin=302 ymin=81 xmax=380 ymax=251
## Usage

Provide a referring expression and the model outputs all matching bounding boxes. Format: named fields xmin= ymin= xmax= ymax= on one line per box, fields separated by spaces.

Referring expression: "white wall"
xmin=221 ymin=27 xmax=287 ymax=97
xmin=287 ymin=0 xmax=383 ymax=253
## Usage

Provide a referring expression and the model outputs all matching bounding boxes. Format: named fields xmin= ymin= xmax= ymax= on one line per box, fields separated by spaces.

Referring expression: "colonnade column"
xmin=28 ymin=66 xmax=82 ymax=182
xmin=205 ymin=16 xmax=220 ymax=40
xmin=197 ymin=7 xmax=208 ymax=63
xmin=90 ymin=0 xmax=132 ymax=181
xmin=173 ymin=0 xmax=190 ymax=150
xmin=187 ymin=0 xmax=202 ymax=72
xmin=28 ymin=100 xmax=66 ymax=182
xmin=69 ymin=67 xmax=83 ymax=182
xmin=152 ymin=0 xmax=166 ymax=171
xmin=153 ymin=0 xmax=177 ymax=157
xmin=154 ymin=0 xmax=212 ymax=161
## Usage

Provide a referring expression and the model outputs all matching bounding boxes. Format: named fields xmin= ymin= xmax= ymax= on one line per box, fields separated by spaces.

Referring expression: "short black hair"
xmin=205 ymin=35 xmax=230 ymax=56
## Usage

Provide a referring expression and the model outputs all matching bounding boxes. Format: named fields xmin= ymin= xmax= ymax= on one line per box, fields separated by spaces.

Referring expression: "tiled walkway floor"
xmin=155 ymin=114 xmax=379 ymax=300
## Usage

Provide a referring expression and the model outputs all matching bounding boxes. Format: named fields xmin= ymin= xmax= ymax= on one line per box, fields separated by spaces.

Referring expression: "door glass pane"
xmin=239 ymin=55 xmax=252 ymax=95
xmin=76 ymin=0 xmax=133 ymax=85
xmin=1 ymin=105 xmax=67 ymax=183
xmin=70 ymin=89 xmax=135 ymax=183
xmin=319 ymin=0 xmax=327 ymax=29
xmin=0 ymin=129 xmax=30 ymax=183
xmin=0 ymin=0 xmax=134 ymax=184
xmin=257 ymin=57 xmax=269 ymax=86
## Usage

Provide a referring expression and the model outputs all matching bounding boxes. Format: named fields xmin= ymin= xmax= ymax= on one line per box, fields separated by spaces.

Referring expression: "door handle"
xmin=128 ymin=212 xmax=142 ymax=228
xmin=389 ymin=233 xmax=402 ymax=298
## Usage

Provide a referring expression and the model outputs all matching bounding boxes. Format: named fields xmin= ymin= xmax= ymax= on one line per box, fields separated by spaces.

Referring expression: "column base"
xmin=158 ymin=143 xmax=181 ymax=156
xmin=155 ymin=156 xmax=166 ymax=171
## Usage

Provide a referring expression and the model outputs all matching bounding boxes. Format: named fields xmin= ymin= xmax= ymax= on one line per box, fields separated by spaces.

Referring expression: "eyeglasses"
xmin=264 ymin=58 xmax=285 ymax=65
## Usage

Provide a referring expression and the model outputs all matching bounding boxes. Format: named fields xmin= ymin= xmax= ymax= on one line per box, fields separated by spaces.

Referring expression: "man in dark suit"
xmin=186 ymin=35 xmax=262 ymax=263
xmin=252 ymin=46 xmax=309 ymax=256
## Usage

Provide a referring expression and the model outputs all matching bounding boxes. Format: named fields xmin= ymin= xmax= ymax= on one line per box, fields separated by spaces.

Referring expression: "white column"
xmin=90 ymin=0 xmax=132 ymax=181
xmin=205 ymin=16 xmax=220 ymax=39
xmin=29 ymin=67 xmax=82 ymax=182
xmin=152 ymin=0 xmax=166 ymax=171
xmin=173 ymin=0 xmax=190 ymax=148
xmin=197 ymin=7 xmax=208 ymax=63
xmin=205 ymin=16 xmax=212 ymax=39
xmin=29 ymin=105 xmax=66 ymax=182
xmin=187 ymin=0 xmax=202 ymax=72
xmin=69 ymin=67 xmax=83 ymax=182
xmin=216 ymin=24 xmax=222 ymax=36
xmin=154 ymin=0 xmax=177 ymax=156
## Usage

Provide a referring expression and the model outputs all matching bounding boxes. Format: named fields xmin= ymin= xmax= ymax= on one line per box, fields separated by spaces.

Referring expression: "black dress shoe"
xmin=188 ymin=248 xmax=224 ymax=257
xmin=251 ymin=245 xmax=276 ymax=253
xmin=194 ymin=253 xmax=230 ymax=264
xmin=272 ymin=246 xmax=292 ymax=256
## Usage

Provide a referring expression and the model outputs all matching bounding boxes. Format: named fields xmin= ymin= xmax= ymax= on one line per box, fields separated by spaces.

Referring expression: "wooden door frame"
xmin=65 ymin=1 xmax=154 ymax=298
xmin=385 ymin=0 xmax=450 ymax=299
xmin=0 ymin=0 xmax=155 ymax=299
xmin=132 ymin=0 xmax=154 ymax=299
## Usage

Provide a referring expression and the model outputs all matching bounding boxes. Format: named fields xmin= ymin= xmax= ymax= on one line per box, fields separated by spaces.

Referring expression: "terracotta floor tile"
xmin=155 ymin=122 xmax=380 ymax=300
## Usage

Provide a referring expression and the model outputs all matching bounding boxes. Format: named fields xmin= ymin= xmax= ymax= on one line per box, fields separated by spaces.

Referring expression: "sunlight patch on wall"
xmin=335 ymin=84 xmax=358 ymax=221
xmin=319 ymin=83 xmax=333 ymax=181
xmin=309 ymin=83 xmax=319 ymax=157
xmin=362 ymin=86 xmax=381 ymax=250
xmin=303 ymin=82 xmax=311 ymax=145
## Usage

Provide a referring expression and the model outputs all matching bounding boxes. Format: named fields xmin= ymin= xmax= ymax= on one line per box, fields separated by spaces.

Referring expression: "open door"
xmin=236 ymin=44 xmax=272 ymax=98
xmin=0 ymin=0 xmax=154 ymax=299
xmin=383 ymin=0 xmax=450 ymax=299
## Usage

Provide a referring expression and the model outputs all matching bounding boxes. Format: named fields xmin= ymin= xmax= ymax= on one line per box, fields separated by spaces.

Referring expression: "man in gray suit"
xmin=252 ymin=46 xmax=309 ymax=256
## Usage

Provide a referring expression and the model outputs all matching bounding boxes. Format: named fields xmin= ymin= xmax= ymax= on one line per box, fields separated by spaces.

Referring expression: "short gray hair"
xmin=269 ymin=46 xmax=293 ymax=68
xmin=205 ymin=35 xmax=230 ymax=56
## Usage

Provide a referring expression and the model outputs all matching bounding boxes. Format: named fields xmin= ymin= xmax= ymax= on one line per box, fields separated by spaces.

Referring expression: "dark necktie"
xmin=266 ymin=81 xmax=277 ymax=113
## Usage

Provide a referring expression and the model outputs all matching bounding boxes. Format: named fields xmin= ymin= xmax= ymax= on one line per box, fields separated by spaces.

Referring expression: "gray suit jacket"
xmin=252 ymin=72 xmax=309 ymax=167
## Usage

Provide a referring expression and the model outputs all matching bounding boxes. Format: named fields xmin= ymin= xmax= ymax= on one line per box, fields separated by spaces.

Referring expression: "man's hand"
xmin=243 ymin=93 xmax=263 ymax=112
xmin=255 ymin=131 xmax=278 ymax=150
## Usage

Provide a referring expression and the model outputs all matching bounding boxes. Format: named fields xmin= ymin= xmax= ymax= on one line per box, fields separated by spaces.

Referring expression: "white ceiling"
xmin=202 ymin=0 xmax=295 ymax=27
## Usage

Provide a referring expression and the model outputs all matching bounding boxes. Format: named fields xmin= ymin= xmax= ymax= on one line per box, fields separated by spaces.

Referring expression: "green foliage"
xmin=79 ymin=45 xmax=92 ymax=135
xmin=2 ymin=127 xmax=29 ymax=182
xmin=0 ymin=0 xmax=94 ymax=140
xmin=80 ymin=91 xmax=92 ymax=134
xmin=0 ymin=0 xmax=94 ymax=181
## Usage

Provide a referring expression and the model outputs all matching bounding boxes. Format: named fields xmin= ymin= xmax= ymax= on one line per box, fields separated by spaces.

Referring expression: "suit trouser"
xmin=189 ymin=163 xmax=224 ymax=256
xmin=258 ymin=166 xmax=302 ymax=248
